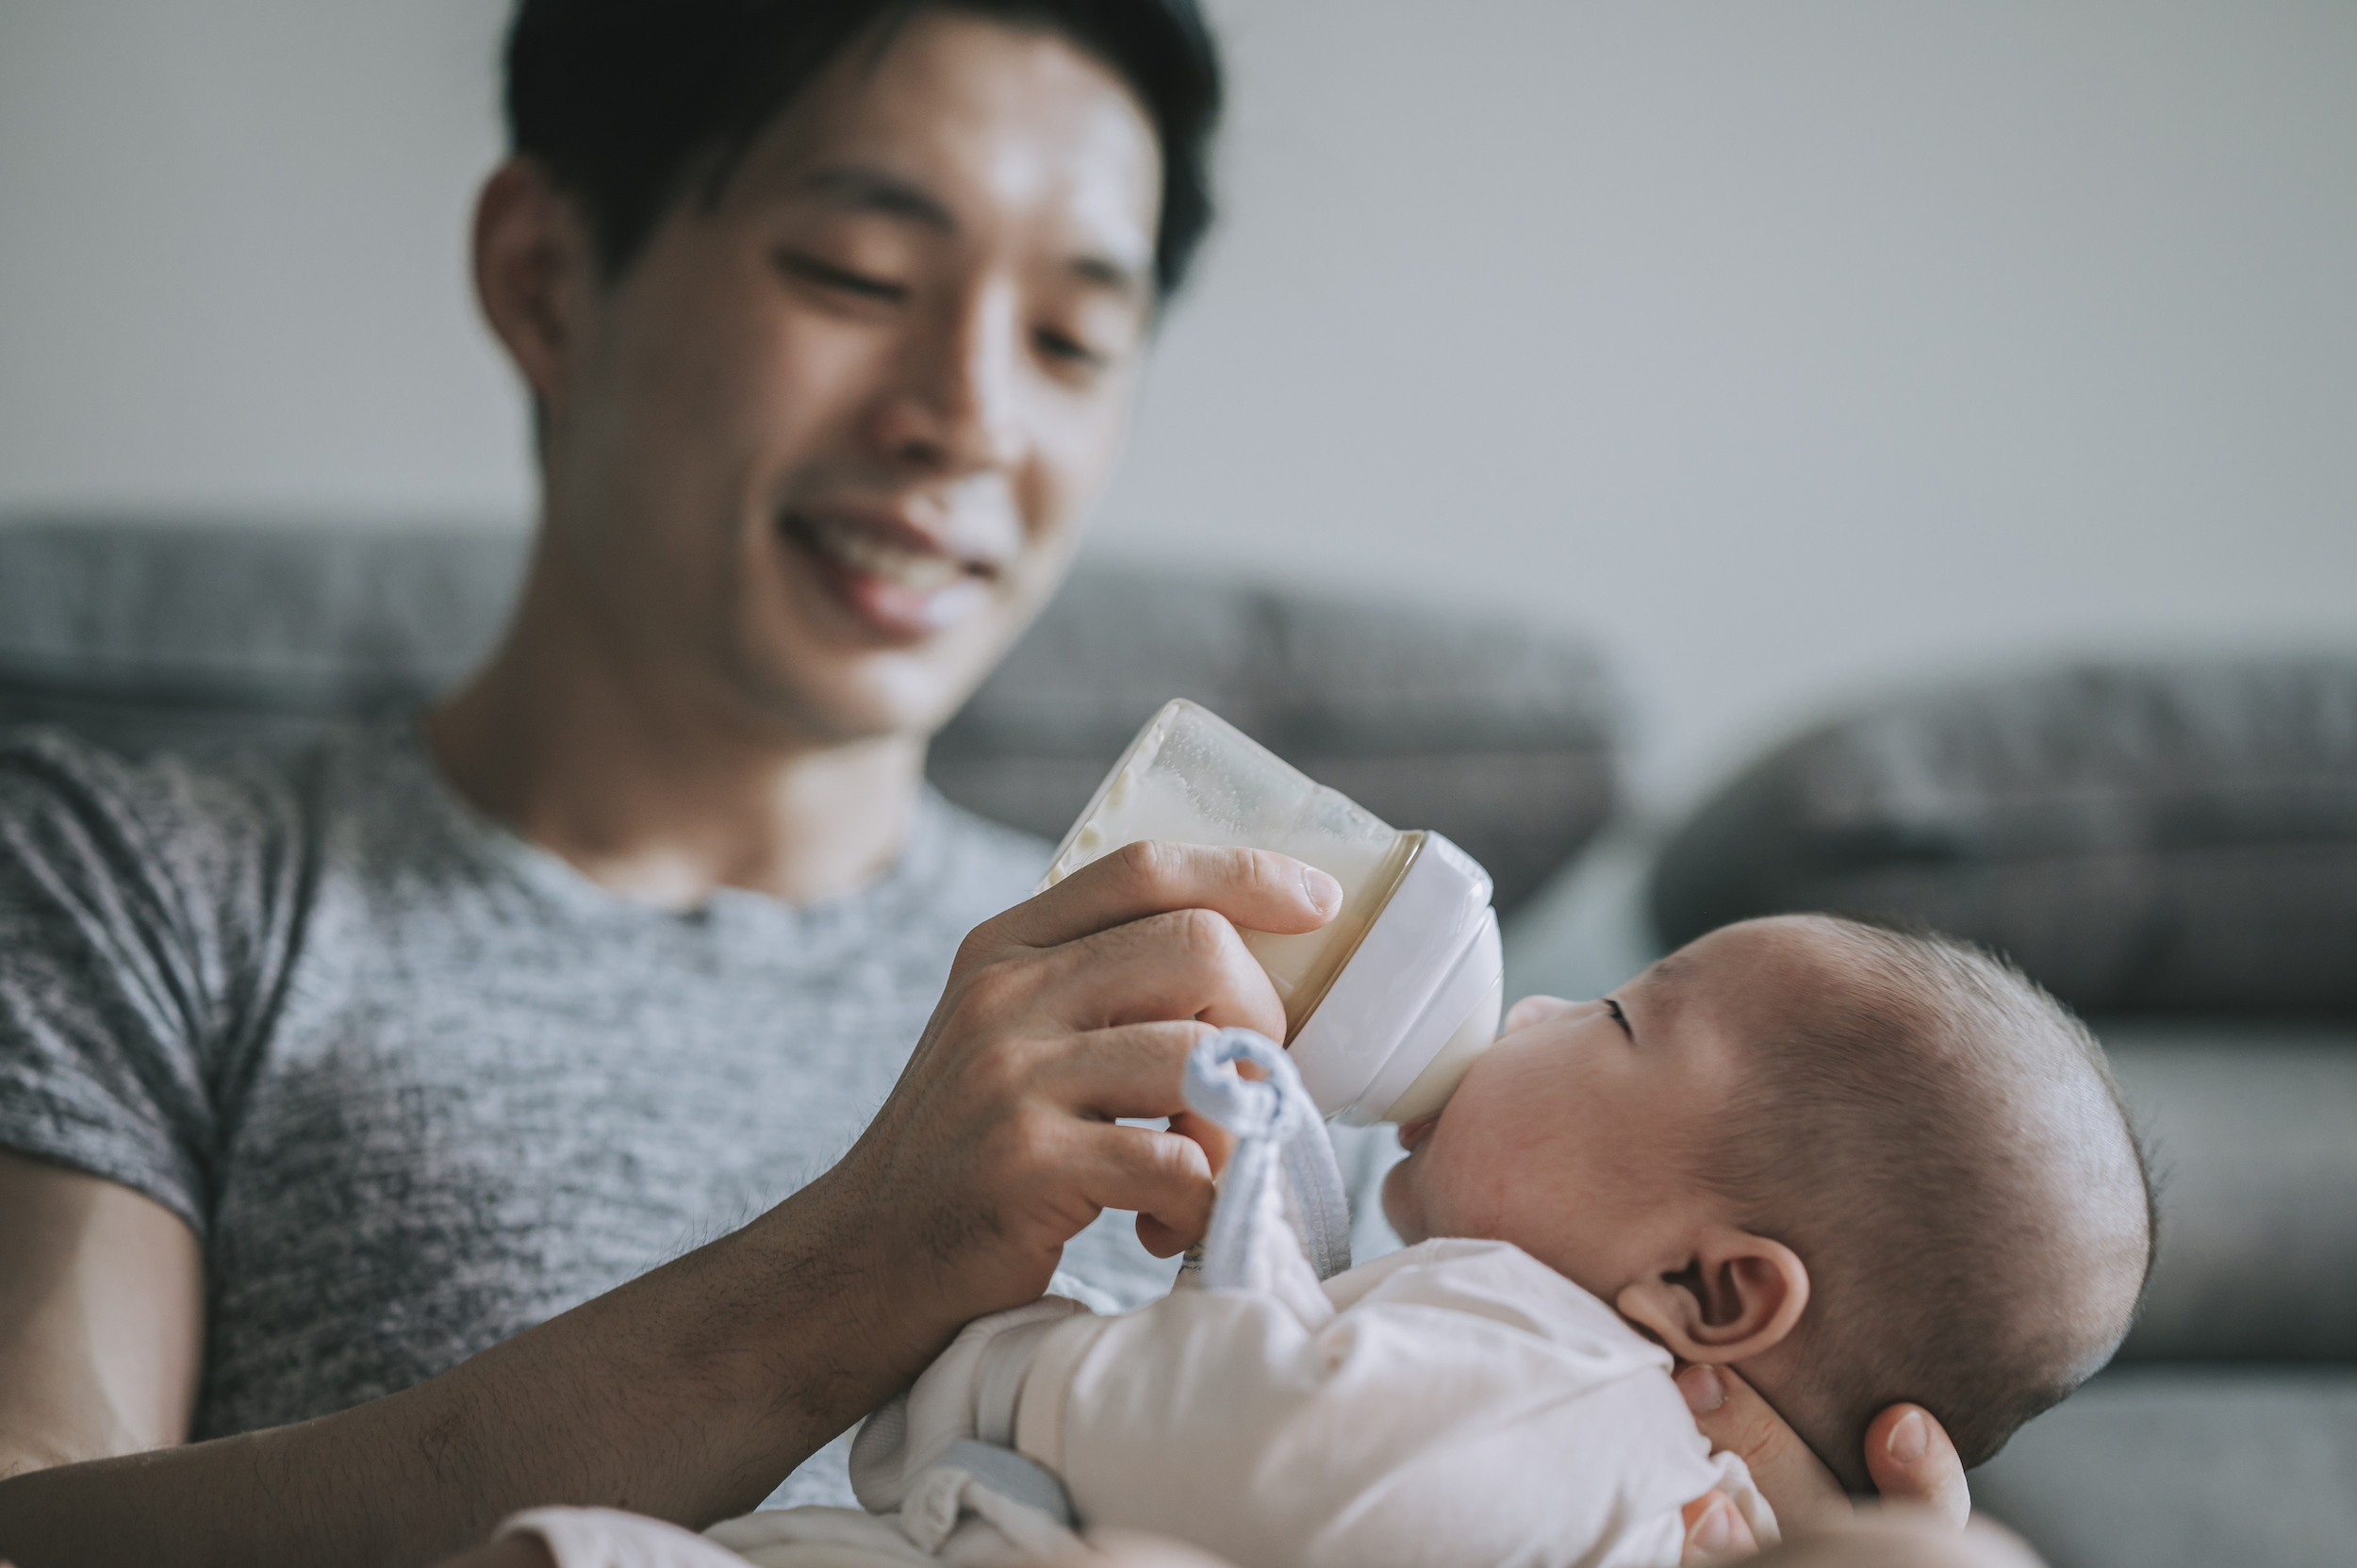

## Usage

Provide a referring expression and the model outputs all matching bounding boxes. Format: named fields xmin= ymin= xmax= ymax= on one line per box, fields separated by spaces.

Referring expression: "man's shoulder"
xmin=0 ymin=719 xmax=456 ymax=922
xmin=0 ymin=724 xmax=306 ymax=882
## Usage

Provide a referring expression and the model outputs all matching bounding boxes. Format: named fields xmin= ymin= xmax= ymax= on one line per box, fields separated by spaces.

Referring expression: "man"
xmin=0 ymin=5 xmax=1967 ymax=1564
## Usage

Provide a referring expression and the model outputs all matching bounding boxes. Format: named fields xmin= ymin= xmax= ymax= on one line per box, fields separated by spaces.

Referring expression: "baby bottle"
xmin=1041 ymin=700 xmax=1504 ymax=1126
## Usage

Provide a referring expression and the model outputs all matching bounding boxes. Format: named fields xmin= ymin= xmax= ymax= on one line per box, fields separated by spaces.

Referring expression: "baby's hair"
xmin=1697 ymin=916 xmax=2157 ymax=1491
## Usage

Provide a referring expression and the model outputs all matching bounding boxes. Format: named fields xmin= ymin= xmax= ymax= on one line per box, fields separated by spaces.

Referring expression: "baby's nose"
xmin=1503 ymin=995 xmax=1585 ymax=1033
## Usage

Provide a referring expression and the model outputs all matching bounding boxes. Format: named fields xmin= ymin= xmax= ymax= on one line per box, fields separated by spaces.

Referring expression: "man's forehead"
xmin=734 ymin=18 xmax=1158 ymax=240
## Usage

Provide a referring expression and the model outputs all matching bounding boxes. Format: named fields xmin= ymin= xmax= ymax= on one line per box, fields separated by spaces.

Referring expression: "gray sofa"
xmin=4 ymin=516 xmax=2351 ymax=1565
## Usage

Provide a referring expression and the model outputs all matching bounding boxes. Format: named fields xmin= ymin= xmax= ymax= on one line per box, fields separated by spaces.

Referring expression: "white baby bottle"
xmin=1040 ymin=700 xmax=1504 ymax=1126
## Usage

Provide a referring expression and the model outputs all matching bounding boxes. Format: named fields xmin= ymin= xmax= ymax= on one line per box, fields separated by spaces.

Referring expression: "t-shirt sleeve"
xmin=0 ymin=730 xmax=295 ymax=1237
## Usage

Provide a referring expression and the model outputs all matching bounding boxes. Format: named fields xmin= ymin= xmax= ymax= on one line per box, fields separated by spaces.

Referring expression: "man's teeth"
xmin=801 ymin=518 xmax=969 ymax=591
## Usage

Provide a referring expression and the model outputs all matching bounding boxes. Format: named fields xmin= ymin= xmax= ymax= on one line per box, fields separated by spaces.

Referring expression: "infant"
xmin=1379 ymin=913 xmax=2152 ymax=1494
xmin=501 ymin=914 xmax=2153 ymax=1568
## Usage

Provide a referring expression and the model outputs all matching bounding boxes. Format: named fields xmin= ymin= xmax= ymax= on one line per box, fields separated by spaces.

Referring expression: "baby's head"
xmin=1381 ymin=914 xmax=2153 ymax=1489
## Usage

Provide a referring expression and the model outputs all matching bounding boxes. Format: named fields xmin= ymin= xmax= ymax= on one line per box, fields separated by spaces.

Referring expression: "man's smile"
xmin=780 ymin=503 xmax=1011 ymax=637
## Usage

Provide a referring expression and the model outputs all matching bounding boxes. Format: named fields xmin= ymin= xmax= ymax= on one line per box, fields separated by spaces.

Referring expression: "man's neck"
xmin=424 ymin=555 xmax=926 ymax=911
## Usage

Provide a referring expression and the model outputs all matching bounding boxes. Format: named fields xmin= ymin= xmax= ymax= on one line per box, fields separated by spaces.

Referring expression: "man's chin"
xmin=728 ymin=645 xmax=985 ymax=750
xmin=728 ymin=562 xmax=1054 ymax=746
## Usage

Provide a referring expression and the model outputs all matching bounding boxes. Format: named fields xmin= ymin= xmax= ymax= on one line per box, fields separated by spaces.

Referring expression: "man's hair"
xmin=1702 ymin=916 xmax=2158 ymax=1491
xmin=503 ymin=0 xmax=1223 ymax=295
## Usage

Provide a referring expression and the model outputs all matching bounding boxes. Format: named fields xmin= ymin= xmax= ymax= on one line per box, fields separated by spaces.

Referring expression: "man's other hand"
xmin=1677 ymin=1362 xmax=1971 ymax=1531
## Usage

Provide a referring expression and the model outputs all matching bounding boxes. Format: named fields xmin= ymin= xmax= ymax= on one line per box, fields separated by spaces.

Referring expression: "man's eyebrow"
xmin=787 ymin=166 xmax=1151 ymax=300
xmin=792 ymin=165 xmax=956 ymax=232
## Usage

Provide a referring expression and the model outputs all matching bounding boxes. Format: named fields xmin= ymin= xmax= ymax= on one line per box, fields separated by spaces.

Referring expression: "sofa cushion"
xmin=1647 ymin=660 xmax=2357 ymax=1013
xmin=2101 ymin=1024 xmax=2357 ymax=1363
xmin=0 ymin=518 xmax=1619 ymax=911
xmin=1971 ymin=1366 xmax=2357 ymax=1568
xmin=0 ymin=518 xmax=525 ymax=759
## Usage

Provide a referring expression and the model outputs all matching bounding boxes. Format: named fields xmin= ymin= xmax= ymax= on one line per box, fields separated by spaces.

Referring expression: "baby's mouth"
xmin=1396 ymin=1114 xmax=1440 ymax=1152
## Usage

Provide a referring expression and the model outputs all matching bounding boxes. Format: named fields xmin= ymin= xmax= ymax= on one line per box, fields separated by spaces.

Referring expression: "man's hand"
xmin=1676 ymin=1362 xmax=1970 ymax=1530
xmin=803 ymin=841 xmax=1340 ymax=1367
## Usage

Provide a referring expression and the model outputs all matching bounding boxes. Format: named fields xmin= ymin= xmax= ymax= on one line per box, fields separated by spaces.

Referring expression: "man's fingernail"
xmin=1688 ymin=1497 xmax=1735 ymax=1555
xmin=1678 ymin=1364 xmax=1727 ymax=1414
xmin=1303 ymin=868 xmax=1343 ymax=915
xmin=1887 ymin=1409 xmax=1930 ymax=1462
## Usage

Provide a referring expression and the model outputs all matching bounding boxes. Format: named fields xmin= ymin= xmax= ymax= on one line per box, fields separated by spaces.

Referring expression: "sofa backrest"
xmin=0 ymin=516 xmax=1618 ymax=911
xmin=1649 ymin=658 xmax=2357 ymax=1014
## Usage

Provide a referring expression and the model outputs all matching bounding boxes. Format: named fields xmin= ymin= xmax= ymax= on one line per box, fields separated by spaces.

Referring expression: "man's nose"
xmin=870 ymin=284 xmax=1027 ymax=477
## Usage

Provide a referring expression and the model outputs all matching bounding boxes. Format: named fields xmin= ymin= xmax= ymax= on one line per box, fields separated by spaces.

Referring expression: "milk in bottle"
xmin=1042 ymin=700 xmax=1504 ymax=1126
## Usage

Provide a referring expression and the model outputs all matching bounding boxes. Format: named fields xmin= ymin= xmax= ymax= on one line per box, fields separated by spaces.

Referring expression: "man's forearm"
xmin=0 ymin=1177 xmax=923 ymax=1568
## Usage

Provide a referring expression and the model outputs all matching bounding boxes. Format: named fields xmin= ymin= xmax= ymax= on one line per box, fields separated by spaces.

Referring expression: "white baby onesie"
xmin=503 ymin=1033 xmax=1774 ymax=1568
xmin=848 ymin=1243 xmax=1775 ymax=1568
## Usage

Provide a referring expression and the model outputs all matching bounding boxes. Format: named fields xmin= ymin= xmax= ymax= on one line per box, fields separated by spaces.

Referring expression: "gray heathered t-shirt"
xmin=0 ymin=720 xmax=1403 ymax=1506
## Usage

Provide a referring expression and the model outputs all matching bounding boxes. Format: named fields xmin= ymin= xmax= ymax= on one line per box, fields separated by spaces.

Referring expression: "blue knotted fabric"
xmin=1182 ymin=1029 xmax=1354 ymax=1288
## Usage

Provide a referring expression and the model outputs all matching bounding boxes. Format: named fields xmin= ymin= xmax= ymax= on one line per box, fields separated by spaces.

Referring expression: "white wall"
xmin=4 ymin=1 xmax=2351 ymax=807
xmin=0 ymin=0 xmax=527 ymax=520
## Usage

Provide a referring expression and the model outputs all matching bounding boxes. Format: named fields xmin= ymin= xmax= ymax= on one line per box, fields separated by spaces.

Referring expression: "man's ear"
xmin=1617 ymin=1225 xmax=1809 ymax=1364
xmin=472 ymin=157 xmax=600 ymax=415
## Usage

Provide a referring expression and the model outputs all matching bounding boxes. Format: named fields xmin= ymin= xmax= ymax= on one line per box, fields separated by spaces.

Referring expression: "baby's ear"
xmin=1617 ymin=1226 xmax=1809 ymax=1364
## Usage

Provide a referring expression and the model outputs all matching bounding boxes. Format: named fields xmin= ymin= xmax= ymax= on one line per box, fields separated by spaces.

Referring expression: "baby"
xmin=1380 ymin=913 xmax=2152 ymax=1494
xmin=500 ymin=914 xmax=2153 ymax=1568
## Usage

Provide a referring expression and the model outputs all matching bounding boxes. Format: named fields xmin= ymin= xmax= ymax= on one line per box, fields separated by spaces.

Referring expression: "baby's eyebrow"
xmin=1631 ymin=953 xmax=1691 ymax=1024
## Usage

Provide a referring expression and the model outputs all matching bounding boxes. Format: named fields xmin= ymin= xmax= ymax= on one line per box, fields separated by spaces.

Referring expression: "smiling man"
xmin=434 ymin=2 xmax=1178 ymax=908
xmin=0 ymin=5 xmax=1965 ymax=1565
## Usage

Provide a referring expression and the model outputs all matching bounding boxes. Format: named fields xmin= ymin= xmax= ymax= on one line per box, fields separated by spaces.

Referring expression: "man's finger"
xmin=1027 ymin=907 xmax=1289 ymax=1040
xmin=1862 ymin=1404 xmax=1971 ymax=1528
xmin=1746 ymin=1518 xmax=2041 ymax=1568
xmin=1165 ymin=1109 xmax=1236 ymax=1178
xmin=997 ymin=841 xmax=1342 ymax=951
xmin=1069 ymin=1118 xmax=1217 ymax=1253
xmin=1022 ymin=1020 xmax=1216 ymax=1124
xmin=1680 ymin=1488 xmax=1761 ymax=1563
xmin=1134 ymin=1210 xmax=1195 ymax=1258
xmin=1134 ymin=1111 xmax=1237 ymax=1256
xmin=1677 ymin=1362 xmax=1852 ymax=1535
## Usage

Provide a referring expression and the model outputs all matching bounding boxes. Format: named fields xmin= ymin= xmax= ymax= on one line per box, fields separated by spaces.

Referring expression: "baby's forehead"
xmin=1649 ymin=916 xmax=1878 ymax=1002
